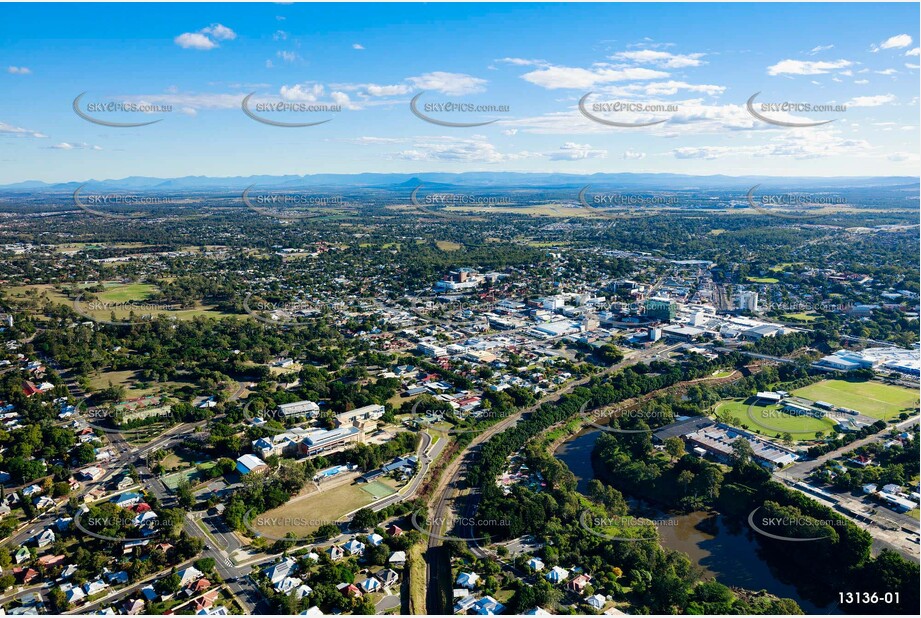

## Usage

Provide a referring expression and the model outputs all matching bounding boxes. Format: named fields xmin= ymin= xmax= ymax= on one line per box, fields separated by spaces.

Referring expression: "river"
xmin=554 ymin=427 xmax=839 ymax=614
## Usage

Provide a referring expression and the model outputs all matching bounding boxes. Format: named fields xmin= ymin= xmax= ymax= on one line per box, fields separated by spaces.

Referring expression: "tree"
xmin=176 ymin=480 xmax=195 ymax=510
xmin=664 ymin=437 xmax=685 ymax=462
xmin=730 ymin=438 xmax=754 ymax=466
xmin=677 ymin=470 xmax=695 ymax=495
xmin=350 ymin=507 xmax=380 ymax=531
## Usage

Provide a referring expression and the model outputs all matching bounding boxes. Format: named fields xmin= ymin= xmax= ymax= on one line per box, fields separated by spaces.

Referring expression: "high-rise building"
xmin=645 ymin=297 xmax=677 ymax=322
xmin=737 ymin=290 xmax=759 ymax=312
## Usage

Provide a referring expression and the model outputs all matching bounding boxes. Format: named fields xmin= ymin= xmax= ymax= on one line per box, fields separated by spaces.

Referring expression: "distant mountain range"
xmin=1 ymin=172 xmax=917 ymax=192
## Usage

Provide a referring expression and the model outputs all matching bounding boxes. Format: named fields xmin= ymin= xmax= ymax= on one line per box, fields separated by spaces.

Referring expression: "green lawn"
xmin=96 ymin=282 xmax=158 ymax=302
xmin=792 ymin=380 xmax=919 ymax=421
xmin=715 ymin=399 xmax=837 ymax=440
xmin=782 ymin=312 xmax=819 ymax=323
xmin=746 ymin=276 xmax=780 ymax=284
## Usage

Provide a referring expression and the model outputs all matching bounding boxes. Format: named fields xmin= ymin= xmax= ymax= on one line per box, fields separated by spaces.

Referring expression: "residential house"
xmin=326 ymin=545 xmax=345 ymax=561
xmin=358 ymin=577 xmax=382 ymax=593
xmin=367 ymin=533 xmax=384 ymax=546
xmin=275 ymin=577 xmax=303 ymax=594
xmin=456 ymin=571 xmax=480 ymax=589
xmin=337 ymin=583 xmax=362 ymax=598
xmin=344 ymin=539 xmax=365 ymax=556
xmin=587 ymin=594 xmax=606 ymax=610
xmin=36 ymin=529 xmax=55 ymax=548
xmin=388 ymin=550 xmax=406 ymax=565
xmin=265 ymin=558 xmax=297 ymax=585
xmin=546 ymin=566 xmax=569 ymax=584
xmin=568 ymin=574 xmax=592 ymax=595
xmin=375 ymin=568 xmax=399 ymax=588
xmin=177 ymin=566 xmax=204 ymax=587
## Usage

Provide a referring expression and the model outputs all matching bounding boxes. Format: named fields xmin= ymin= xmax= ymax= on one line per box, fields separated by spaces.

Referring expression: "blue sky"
xmin=1 ymin=2 xmax=919 ymax=183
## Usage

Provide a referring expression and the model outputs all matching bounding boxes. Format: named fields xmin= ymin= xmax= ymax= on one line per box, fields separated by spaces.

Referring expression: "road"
xmin=774 ymin=416 xmax=921 ymax=561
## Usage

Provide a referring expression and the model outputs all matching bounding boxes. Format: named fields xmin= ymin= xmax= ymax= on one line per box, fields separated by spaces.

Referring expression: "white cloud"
xmin=907 ymin=63 xmax=921 ymax=70
xmin=7 ymin=66 xmax=31 ymax=75
xmin=599 ymin=80 xmax=724 ymax=97
xmin=623 ymin=150 xmax=646 ymax=160
xmin=0 ymin=121 xmax=46 ymax=138
xmin=393 ymin=136 xmax=536 ymax=163
xmin=201 ymin=24 xmax=236 ymax=41
xmin=875 ymin=68 xmax=898 ymax=75
xmin=671 ymin=129 xmax=870 ymax=160
xmin=277 ymin=50 xmax=298 ymax=63
xmin=406 ymin=72 xmax=487 ymax=95
xmin=175 ymin=24 xmax=236 ymax=50
xmin=273 ymin=30 xmax=288 ymax=41
xmin=520 ymin=65 xmax=669 ymax=89
xmin=610 ymin=49 xmax=705 ymax=68
xmin=352 ymin=43 xmax=364 ymax=50
xmin=846 ymin=94 xmax=896 ymax=107
xmin=855 ymin=79 xmax=869 ymax=84
xmin=502 ymin=129 xmax=518 ymax=136
xmin=359 ymin=83 xmax=413 ymax=97
xmin=174 ymin=33 xmax=216 ymax=50
xmin=766 ymin=59 xmax=852 ymax=75
xmin=279 ymin=83 xmax=324 ymax=102
xmin=548 ymin=142 xmax=607 ymax=160
xmin=873 ymin=34 xmax=912 ymax=52
xmin=50 ymin=142 xmax=101 ymax=150
xmin=496 ymin=57 xmax=546 ymax=67
xmin=906 ymin=47 xmax=920 ymax=57
xmin=809 ymin=45 xmax=834 ymax=54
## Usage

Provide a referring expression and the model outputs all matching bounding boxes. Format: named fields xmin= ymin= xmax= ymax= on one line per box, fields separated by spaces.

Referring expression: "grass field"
xmin=251 ymin=481 xmax=377 ymax=538
xmin=435 ymin=240 xmax=462 ymax=251
xmin=5 ymin=282 xmax=231 ymax=322
xmin=715 ymin=398 xmax=837 ymax=440
xmin=792 ymin=379 xmax=919 ymax=421
xmin=709 ymin=369 xmax=736 ymax=379
xmin=746 ymin=276 xmax=780 ymax=284
xmin=88 ymin=369 xmax=191 ymax=398
xmin=782 ymin=312 xmax=820 ymax=322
